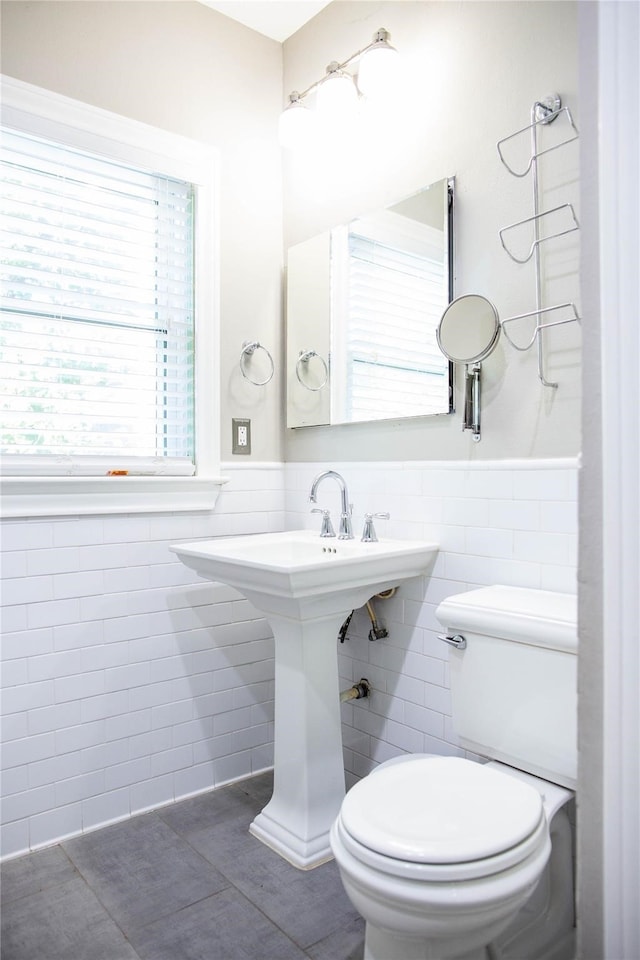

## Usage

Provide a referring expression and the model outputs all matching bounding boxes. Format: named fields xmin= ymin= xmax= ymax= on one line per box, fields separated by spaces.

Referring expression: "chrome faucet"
xmin=309 ymin=470 xmax=354 ymax=539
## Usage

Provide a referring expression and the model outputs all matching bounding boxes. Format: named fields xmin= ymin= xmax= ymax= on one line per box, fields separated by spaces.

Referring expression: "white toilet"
xmin=330 ymin=585 xmax=577 ymax=960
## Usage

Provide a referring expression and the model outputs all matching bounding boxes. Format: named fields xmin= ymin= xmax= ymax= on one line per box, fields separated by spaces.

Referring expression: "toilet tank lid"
xmin=436 ymin=585 xmax=577 ymax=653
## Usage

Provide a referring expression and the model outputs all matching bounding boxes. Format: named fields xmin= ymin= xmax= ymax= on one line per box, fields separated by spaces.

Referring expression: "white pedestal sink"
xmin=171 ymin=530 xmax=437 ymax=869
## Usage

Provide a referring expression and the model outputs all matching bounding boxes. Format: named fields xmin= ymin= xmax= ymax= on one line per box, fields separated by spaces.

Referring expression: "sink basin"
xmin=171 ymin=530 xmax=437 ymax=869
xmin=171 ymin=530 xmax=436 ymax=618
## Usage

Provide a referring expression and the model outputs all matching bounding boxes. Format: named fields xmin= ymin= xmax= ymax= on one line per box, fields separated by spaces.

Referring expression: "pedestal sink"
xmin=171 ymin=530 xmax=437 ymax=869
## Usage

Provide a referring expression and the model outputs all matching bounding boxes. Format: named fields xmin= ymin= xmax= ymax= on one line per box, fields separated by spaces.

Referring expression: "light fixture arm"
xmin=284 ymin=28 xmax=393 ymax=104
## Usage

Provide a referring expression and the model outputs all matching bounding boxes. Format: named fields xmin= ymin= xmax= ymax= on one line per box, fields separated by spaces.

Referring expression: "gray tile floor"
xmin=1 ymin=772 xmax=365 ymax=960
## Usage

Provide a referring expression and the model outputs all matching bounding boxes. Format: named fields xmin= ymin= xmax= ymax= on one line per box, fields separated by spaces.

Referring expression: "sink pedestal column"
xmin=249 ymin=611 xmax=348 ymax=869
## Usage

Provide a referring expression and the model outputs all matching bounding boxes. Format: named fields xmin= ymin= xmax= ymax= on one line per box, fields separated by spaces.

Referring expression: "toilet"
xmin=330 ymin=585 xmax=577 ymax=960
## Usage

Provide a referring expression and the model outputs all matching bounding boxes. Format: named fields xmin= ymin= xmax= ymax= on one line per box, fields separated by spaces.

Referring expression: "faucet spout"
xmin=309 ymin=470 xmax=354 ymax=539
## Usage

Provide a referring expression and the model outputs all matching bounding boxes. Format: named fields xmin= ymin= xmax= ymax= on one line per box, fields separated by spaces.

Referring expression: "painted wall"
xmin=0 ymin=0 xmax=287 ymax=857
xmin=575 ymin=4 xmax=604 ymax=952
xmin=0 ymin=0 xmax=285 ymax=463
xmin=283 ymin=0 xmax=581 ymax=462
xmin=0 ymin=1 xmax=581 ymax=861
xmin=576 ymin=4 xmax=640 ymax=955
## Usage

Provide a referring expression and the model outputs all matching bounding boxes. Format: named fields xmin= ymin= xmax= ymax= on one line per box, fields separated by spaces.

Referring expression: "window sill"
xmin=0 ymin=475 xmax=229 ymax=518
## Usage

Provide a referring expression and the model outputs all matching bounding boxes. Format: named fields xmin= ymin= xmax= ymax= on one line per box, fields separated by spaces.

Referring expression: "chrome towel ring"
xmin=239 ymin=340 xmax=275 ymax=386
xmin=295 ymin=349 xmax=328 ymax=391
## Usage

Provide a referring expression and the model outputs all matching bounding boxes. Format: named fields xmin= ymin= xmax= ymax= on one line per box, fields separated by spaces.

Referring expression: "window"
xmin=2 ymin=129 xmax=195 ymax=468
xmin=0 ymin=77 xmax=222 ymax=516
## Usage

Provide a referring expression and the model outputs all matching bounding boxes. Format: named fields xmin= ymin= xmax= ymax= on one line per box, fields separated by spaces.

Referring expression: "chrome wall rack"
xmin=497 ymin=95 xmax=581 ymax=387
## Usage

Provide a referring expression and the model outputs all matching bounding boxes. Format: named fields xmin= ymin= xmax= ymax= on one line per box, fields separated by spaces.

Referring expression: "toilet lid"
xmin=340 ymin=757 xmax=544 ymax=864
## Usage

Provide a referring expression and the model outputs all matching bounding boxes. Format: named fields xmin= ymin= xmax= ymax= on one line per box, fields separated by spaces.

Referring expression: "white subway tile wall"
xmin=0 ymin=459 xmax=577 ymax=858
xmin=284 ymin=459 xmax=578 ymax=788
xmin=0 ymin=465 xmax=284 ymax=859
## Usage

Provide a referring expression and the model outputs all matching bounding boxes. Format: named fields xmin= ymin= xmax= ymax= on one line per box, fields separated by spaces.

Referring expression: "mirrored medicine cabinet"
xmin=286 ymin=177 xmax=454 ymax=428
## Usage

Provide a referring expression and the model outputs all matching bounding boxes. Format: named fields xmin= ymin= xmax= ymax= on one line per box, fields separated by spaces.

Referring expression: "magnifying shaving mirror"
xmin=436 ymin=294 xmax=501 ymax=442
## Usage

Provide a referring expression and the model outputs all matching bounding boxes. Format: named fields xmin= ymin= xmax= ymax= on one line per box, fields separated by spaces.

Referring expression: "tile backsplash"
xmin=0 ymin=458 xmax=577 ymax=859
xmin=285 ymin=459 xmax=578 ymax=787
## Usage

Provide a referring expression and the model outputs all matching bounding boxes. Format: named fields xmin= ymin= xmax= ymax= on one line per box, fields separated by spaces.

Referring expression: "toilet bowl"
xmin=331 ymin=585 xmax=578 ymax=960
xmin=331 ymin=754 xmax=573 ymax=960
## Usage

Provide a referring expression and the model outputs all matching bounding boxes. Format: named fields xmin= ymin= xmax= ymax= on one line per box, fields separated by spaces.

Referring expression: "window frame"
xmin=0 ymin=76 xmax=225 ymax=516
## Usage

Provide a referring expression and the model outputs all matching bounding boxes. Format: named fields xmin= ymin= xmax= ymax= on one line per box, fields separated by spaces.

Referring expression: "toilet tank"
xmin=435 ymin=585 xmax=577 ymax=789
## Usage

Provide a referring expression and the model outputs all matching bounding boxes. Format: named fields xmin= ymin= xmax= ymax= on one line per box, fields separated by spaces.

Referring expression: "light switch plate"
xmin=232 ymin=418 xmax=251 ymax=455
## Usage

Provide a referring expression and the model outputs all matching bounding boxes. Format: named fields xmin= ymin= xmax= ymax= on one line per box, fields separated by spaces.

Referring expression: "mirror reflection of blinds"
xmin=0 ymin=128 xmax=195 ymax=474
xmin=346 ymin=232 xmax=447 ymax=422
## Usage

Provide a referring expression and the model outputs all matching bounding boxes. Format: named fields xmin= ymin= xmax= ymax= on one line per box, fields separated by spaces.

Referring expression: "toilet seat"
xmin=337 ymin=756 xmax=548 ymax=882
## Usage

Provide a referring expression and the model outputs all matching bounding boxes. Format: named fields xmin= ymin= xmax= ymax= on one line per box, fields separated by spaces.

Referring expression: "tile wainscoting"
xmin=0 ymin=464 xmax=284 ymax=860
xmin=285 ymin=459 xmax=578 ymax=786
xmin=1 ymin=458 xmax=577 ymax=858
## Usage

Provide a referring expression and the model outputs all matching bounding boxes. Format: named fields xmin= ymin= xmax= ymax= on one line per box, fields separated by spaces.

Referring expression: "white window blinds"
xmin=331 ymin=214 xmax=449 ymax=424
xmin=1 ymin=127 xmax=195 ymax=476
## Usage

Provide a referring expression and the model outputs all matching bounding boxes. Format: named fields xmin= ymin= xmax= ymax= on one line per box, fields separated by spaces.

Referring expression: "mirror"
xmin=437 ymin=294 xmax=500 ymax=442
xmin=286 ymin=178 xmax=454 ymax=427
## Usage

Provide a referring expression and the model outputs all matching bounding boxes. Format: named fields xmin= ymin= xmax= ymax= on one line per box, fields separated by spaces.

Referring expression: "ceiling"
xmin=198 ymin=1 xmax=332 ymax=42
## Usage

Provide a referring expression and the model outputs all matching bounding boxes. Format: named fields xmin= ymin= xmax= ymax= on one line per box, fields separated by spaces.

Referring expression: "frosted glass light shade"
xmin=316 ymin=70 xmax=359 ymax=120
xmin=357 ymin=41 xmax=399 ymax=99
xmin=278 ymin=100 xmax=315 ymax=149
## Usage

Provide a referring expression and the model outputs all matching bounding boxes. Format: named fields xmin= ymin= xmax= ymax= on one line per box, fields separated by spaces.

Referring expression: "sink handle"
xmin=311 ymin=508 xmax=336 ymax=538
xmin=361 ymin=512 xmax=390 ymax=543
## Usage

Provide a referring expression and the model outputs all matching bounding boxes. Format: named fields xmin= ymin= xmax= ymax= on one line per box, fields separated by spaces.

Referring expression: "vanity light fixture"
xmin=278 ymin=27 xmax=399 ymax=148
